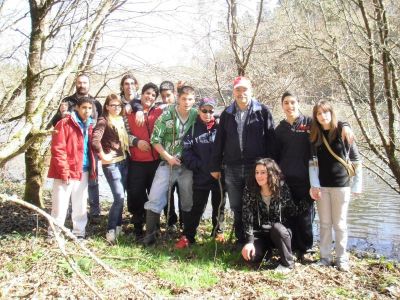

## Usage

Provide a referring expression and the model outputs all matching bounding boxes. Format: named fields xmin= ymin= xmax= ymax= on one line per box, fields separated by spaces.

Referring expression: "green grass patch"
xmin=90 ymin=231 xmax=243 ymax=290
xmin=326 ymin=287 xmax=356 ymax=299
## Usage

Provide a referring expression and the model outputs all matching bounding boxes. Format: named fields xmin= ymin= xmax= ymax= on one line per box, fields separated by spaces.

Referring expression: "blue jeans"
xmin=225 ymin=164 xmax=253 ymax=242
xmin=102 ymin=160 xmax=128 ymax=230
xmin=144 ymin=162 xmax=193 ymax=214
xmin=88 ymin=155 xmax=100 ymax=216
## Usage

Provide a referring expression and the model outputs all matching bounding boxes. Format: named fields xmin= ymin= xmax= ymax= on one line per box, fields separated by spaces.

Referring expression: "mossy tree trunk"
xmin=24 ymin=135 xmax=47 ymax=207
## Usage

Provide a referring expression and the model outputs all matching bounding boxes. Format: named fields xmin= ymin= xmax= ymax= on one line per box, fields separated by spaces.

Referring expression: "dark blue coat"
xmin=183 ymin=116 xmax=220 ymax=190
xmin=209 ymin=99 xmax=276 ymax=171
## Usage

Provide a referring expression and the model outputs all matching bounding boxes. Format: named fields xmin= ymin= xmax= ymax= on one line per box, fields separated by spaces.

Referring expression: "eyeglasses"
xmin=108 ymin=104 xmax=122 ymax=108
xmin=200 ymin=109 xmax=214 ymax=114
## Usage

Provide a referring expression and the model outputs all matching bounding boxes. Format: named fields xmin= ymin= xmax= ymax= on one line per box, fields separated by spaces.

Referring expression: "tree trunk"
xmin=24 ymin=135 xmax=47 ymax=207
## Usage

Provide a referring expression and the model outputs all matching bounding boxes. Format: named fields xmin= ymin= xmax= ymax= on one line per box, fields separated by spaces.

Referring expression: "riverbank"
xmin=1 ymin=180 xmax=399 ymax=299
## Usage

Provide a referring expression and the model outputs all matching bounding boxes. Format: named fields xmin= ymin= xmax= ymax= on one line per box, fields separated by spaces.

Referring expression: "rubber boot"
xmin=142 ymin=210 xmax=160 ymax=246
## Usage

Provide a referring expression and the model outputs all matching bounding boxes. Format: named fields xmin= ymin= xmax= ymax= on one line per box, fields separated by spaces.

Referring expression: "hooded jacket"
xmin=48 ymin=112 xmax=96 ymax=181
xmin=183 ymin=116 xmax=220 ymax=190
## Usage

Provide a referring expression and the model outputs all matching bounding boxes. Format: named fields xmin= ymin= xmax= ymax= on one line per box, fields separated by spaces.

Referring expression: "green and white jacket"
xmin=150 ymin=105 xmax=198 ymax=160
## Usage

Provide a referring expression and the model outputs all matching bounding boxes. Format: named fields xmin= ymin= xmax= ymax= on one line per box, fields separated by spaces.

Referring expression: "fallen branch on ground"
xmin=0 ymin=193 xmax=154 ymax=299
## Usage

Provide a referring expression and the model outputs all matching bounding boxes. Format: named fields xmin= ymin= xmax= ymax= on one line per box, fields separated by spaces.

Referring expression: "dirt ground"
xmin=1 ymin=190 xmax=399 ymax=299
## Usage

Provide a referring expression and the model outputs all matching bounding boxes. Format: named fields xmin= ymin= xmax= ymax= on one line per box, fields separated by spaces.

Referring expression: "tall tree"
xmin=281 ymin=0 xmax=400 ymax=193
xmin=0 ymin=0 xmax=126 ymax=206
xmin=226 ymin=0 xmax=264 ymax=76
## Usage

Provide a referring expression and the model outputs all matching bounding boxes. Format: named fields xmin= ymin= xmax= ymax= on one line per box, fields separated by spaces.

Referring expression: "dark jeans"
xmin=289 ymin=196 xmax=315 ymax=254
xmin=225 ymin=164 xmax=253 ymax=242
xmin=163 ymin=183 xmax=182 ymax=227
xmin=88 ymin=155 xmax=100 ymax=216
xmin=183 ymin=188 xmax=226 ymax=243
xmin=102 ymin=160 xmax=127 ymax=231
xmin=249 ymin=223 xmax=294 ymax=268
xmin=127 ymin=160 xmax=159 ymax=227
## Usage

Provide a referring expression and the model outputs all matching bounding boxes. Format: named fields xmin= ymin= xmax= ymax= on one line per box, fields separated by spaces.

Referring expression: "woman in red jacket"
xmin=92 ymin=93 xmax=129 ymax=244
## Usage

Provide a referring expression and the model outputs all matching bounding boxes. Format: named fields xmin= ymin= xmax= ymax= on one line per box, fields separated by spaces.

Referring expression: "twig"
xmin=48 ymin=219 xmax=105 ymax=299
xmin=0 ymin=194 xmax=154 ymax=299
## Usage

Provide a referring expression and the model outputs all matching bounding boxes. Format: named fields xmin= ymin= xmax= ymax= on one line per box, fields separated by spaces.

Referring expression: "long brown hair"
xmin=310 ymin=100 xmax=338 ymax=145
xmin=247 ymin=158 xmax=283 ymax=197
xmin=120 ymin=74 xmax=139 ymax=95
xmin=102 ymin=93 xmax=124 ymax=120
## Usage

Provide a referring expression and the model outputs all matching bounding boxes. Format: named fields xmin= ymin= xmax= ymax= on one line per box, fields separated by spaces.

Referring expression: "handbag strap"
xmin=322 ymin=134 xmax=351 ymax=169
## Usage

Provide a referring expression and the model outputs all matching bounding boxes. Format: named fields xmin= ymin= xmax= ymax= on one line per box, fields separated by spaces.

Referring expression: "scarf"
xmin=108 ymin=114 xmax=129 ymax=155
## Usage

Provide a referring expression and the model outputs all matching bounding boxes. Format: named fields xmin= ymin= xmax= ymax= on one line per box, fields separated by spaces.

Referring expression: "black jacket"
xmin=183 ymin=116 xmax=221 ymax=190
xmin=275 ymin=114 xmax=312 ymax=199
xmin=209 ymin=99 xmax=275 ymax=171
xmin=242 ymin=183 xmax=298 ymax=243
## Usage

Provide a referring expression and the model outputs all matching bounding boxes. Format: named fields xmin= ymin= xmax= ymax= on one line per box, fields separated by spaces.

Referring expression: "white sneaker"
xmin=275 ymin=264 xmax=292 ymax=274
xmin=337 ymin=262 xmax=350 ymax=272
xmin=116 ymin=226 xmax=123 ymax=237
xmin=315 ymin=258 xmax=332 ymax=267
xmin=106 ymin=229 xmax=116 ymax=244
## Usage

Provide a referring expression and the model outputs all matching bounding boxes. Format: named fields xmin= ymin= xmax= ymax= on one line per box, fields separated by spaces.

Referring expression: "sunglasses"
xmin=200 ymin=109 xmax=214 ymax=114
xmin=108 ymin=104 xmax=122 ymax=108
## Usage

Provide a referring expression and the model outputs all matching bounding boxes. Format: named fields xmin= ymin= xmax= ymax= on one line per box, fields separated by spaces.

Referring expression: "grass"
xmin=87 ymin=230 xmax=243 ymax=290
xmin=1 ymin=189 xmax=400 ymax=299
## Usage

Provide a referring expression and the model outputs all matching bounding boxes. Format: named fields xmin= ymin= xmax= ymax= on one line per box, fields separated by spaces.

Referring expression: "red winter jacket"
xmin=48 ymin=114 xmax=96 ymax=181
xmin=126 ymin=106 xmax=162 ymax=162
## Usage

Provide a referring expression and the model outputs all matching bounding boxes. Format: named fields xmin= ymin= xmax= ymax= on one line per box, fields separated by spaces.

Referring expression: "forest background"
xmin=0 ymin=0 xmax=400 ymax=298
xmin=0 ymin=0 xmax=399 ymax=207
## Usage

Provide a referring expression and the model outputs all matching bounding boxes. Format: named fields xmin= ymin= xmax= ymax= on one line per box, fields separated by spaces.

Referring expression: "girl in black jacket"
xmin=242 ymin=158 xmax=299 ymax=272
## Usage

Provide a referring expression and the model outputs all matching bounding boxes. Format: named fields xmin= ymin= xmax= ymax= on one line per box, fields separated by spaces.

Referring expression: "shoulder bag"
xmin=322 ymin=135 xmax=355 ymax=177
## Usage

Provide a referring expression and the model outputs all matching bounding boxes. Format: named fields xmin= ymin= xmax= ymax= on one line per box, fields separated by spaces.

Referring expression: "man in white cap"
xmin=210 ymin=76 xmax=276 ymax=246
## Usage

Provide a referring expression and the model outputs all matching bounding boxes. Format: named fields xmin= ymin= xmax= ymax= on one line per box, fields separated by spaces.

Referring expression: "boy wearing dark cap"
xmin=180 ymin=98 xmax=226 ymax=247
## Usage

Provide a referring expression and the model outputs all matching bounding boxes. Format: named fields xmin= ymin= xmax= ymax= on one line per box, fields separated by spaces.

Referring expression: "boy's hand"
xmin=167 ymin=156 xmax=181 ymax=166
xmin=210 ymin=172 xmax=221 ymax=180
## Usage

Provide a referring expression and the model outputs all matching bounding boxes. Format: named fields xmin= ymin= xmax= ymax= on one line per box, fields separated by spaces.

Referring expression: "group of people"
xmin=47 ymin=73 xmax=362 ymax=273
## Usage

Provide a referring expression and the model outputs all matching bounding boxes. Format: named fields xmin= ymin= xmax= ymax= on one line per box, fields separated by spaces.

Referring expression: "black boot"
xmin=142 ymin=210 xmax=160 ymax=246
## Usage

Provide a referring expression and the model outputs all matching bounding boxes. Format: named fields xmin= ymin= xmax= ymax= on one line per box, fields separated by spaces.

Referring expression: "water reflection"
xmin=347 ymin=175 xmax=400 ymax=260
xmin=313 ymin=175 xmax=400 ymax=260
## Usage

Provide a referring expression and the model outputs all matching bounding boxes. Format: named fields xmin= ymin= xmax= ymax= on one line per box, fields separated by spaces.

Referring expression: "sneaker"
xmin=315 ymin=258 xmax=332 ymax=267
xmin=175 ymin=235 xmax=190 ymax=249
xmin=337 ymin=262 xmax=350 ymax=272
xmin=275 ymin=264 xmax=292 ymax=274
xmin=116 ymin=226 xmax=123 ymax=237
xmin=106 ymin=229 xmax=116 ymax=244
xmin=167 ymin=224 xmax=178 ymax=233
xmin=215 ymin=233 xmax=226 ymax=243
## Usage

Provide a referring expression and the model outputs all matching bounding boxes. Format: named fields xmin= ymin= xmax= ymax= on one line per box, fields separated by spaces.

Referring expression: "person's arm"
xmin=92 ymin=118 xmax=116 ymax=163
xmin=280 ymin=183 xmax=298 ymax=218
xmin=51 ymin=120 xmax=69 ymax=184
xmin=262 ymin=106 xmax=277 ymax=160
xmin=151 ymin=111 xmax=180 ymax=166
xmin=337 ymin=121 xmax=354 ymax=144
xmin=182 ymin=125 xmax=201 ymax=171
xmin=349 ymin=141 xmax=363 ymax=194
xmin=128 ymin=99 xmax=145 ymax=126
xmin=153 ymin=143 xmax=181 ymax=166
xmin=209 ymin=112 xmax=226 ymax=179
xmin=241 ymin=186 xmax=256 ymax=260
xmin=309 ymin=145 xmax=321 ymax=200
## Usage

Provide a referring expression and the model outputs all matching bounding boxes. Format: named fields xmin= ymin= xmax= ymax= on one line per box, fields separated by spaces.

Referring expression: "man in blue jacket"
xmin=210 ymin=76 xmax=276 ymax=245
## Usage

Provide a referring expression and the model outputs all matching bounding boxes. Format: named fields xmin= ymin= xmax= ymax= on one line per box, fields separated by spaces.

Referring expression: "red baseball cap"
xmin=233 ymin=76 xmax=251 ymax=89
